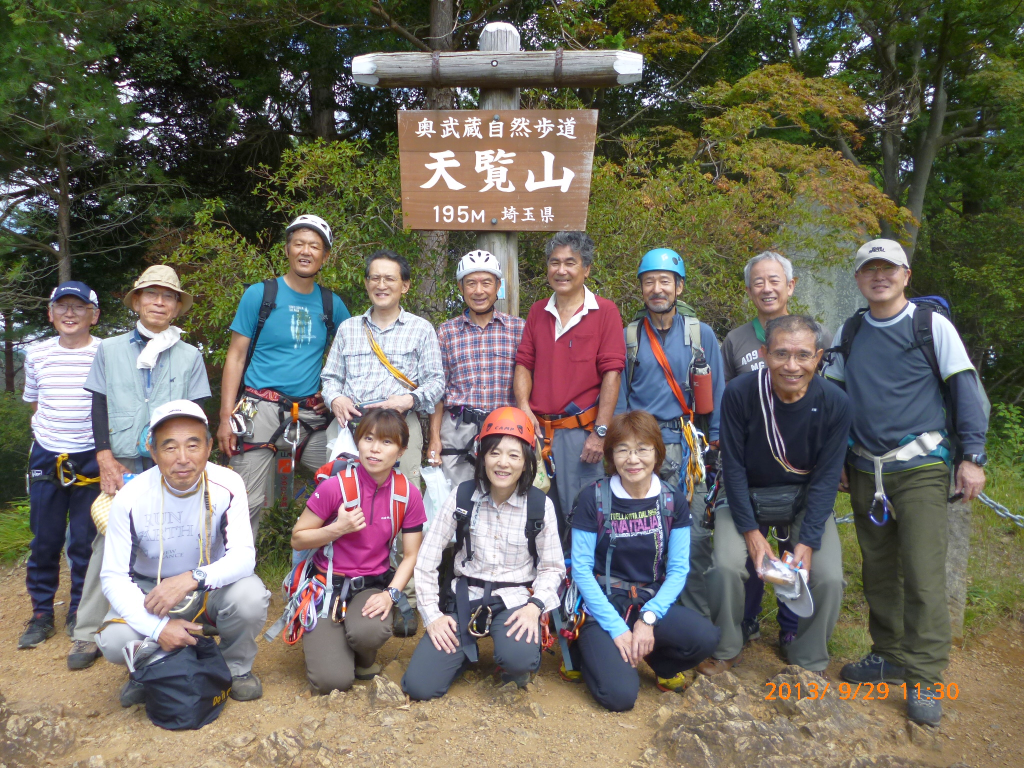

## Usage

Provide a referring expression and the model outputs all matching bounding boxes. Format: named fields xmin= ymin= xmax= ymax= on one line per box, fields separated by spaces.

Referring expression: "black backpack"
xmin=452 ymin=480 xmax=547 ymax=568
xmin=236 ymin=278 xmax=338 ymax=401
xmin=827 ymin=295 xmax=989 ymax=461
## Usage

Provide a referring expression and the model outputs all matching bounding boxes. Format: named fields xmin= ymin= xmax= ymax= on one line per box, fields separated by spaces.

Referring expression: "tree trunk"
xmin=417 ymin=0 xmax=457 ymax=319
xmin=310 ymin=65 xmax=337 ymax=140
xmin=56 ymin=144 xmax=72 ymax=282
xmin=2 ymin=313 xmax=14 ymax=393
xmin=903 ymin=76 xmax=948 ymax=260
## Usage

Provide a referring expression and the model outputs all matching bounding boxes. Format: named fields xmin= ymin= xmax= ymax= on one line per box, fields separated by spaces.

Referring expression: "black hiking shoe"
xmin=741 ymin=618 xmax=761 ymax=644
xmin=230 ymin=672 xmax=263 ymax=701
xmin=907 ymin=684 xmax=942 ymax=727
xmin=840 ymin=653 xmax=906 ymax=684
xmin=18 ymin=613 xmax=55 ymax=649
xmin=120 ymin=679 xmax=146 ymax=708
xmin=393 ymin=610 xmax=418 ymax=637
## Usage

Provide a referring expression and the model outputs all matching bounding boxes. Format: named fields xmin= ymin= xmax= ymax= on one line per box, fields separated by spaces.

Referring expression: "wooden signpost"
xmin=352 ymin=22 xmax=643 ymax=316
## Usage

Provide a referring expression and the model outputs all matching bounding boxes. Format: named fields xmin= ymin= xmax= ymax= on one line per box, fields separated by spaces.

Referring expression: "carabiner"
xmin=468 ymin=604 xmax=493 ymax=638
xmin=869 ymin=495 xmax=892 ymax=526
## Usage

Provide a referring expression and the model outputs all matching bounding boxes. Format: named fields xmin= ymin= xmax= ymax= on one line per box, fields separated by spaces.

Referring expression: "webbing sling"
xmin=642 ymin=318 xmax=692 ymax=418
xmin=849 ymin=431 xmax=945 ymax=525
xmin=362 ymin=318 xmax=417 ymax=391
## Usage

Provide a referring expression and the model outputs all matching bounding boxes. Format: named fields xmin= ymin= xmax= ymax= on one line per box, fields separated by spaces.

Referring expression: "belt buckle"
xmin=350 ymin=576 xmax=366 ymax=591
xmin=468 ymin=605 xmax=493 ymax=638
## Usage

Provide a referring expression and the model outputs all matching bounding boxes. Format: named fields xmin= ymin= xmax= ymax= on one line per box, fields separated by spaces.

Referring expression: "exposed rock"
xmin=907 ymin=722 xmax=942 ymax=752
xmin=368 ymin=676 xmax=407 ymax=709
xmin=253 ymin=729 xmax=304 ymax=767
xmin=492 ymin=681 xmax=524 ymax=707
xmin=0 ymin=708 xmax=76 ymax=767
xmin=382 ymin=660 xmax=406 ymax=683
xmin=70 ymin=757 xmax=106 ymax=768
xmin=519 ymin=701 xmax=545 ymax=719
xmin=227 ymin=732 xmax=258 ymax=748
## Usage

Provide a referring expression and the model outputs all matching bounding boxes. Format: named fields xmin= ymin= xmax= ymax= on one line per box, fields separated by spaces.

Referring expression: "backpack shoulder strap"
xmin=684 ymin=315 xmax=703 ymax=351
xmin=624 ymin=319 xmax=641 ymax=401
xmin=524 ymin=486 xmax=547 ymax=568
xmin=318 ymin=284 xmax=337 ymax=354
xmin=454 ymin=480 xmax=477 ymax=565
xmin=336 ymin=462 xmax=360 ymax=511
xmin=829 ymin=307 xmax=868 ymax=365
xmin=389 ymin=471 xmax=410 ymax=543
xmin=238 ymin=278 xmax=278 ymax=401
xmin=906 ymin=304 xmax=943 ymax=382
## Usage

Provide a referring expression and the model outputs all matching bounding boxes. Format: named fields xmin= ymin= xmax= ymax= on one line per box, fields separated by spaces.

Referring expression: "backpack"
xmin=237 ymin=278 xmax=339 ymax=401
xmin=452 ymin=480 xmax=547 ymax=568
xmin=313 ymin=458 xmax=409 ymax=545
xmin=827 ymin=295 xmax=990 ymax=461
xmin=592 ymin=477 xmax=676 ymax=596
xmin=623 ymin=300 xmax=703 ymax=404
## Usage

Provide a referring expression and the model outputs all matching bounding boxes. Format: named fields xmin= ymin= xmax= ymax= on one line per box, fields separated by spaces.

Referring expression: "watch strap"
xmin=527 ymin=597 xmax=546 ymax=612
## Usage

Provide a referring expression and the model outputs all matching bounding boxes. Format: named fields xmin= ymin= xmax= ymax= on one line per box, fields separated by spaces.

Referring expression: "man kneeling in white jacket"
xmin=97 ymin=400 xmax=270 ymax=707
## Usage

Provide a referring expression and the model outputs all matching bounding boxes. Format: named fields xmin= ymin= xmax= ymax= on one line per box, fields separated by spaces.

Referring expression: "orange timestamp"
xmin=764 ymin=680 xmax=960 ymax=701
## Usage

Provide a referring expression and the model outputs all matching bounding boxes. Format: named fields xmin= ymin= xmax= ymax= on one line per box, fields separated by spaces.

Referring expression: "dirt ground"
xmin=1 ymin=560 xmax=1022 ymax=768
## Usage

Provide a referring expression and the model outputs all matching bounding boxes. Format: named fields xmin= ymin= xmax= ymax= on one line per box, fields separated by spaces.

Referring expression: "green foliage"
xmin=0 ymin=497 xmax=31 ymax=563
xmin=0 ymin=393 xmax=32 ymax=505
xmin=989 ymin=404 xmax=1024 ymax=467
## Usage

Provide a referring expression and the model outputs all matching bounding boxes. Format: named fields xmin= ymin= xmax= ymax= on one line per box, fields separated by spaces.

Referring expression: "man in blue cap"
xmin=20 ymin=282 xmax=102 ymax=651
xmin=615 ymin=248 xmax=725 ymax=617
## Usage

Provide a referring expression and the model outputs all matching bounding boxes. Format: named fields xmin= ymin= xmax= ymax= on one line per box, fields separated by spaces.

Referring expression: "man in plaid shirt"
xmin=427 ymin=251 xmax=525 ymax=485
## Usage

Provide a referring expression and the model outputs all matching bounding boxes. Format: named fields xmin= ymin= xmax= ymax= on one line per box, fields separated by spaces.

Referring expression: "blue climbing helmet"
xmin=637 ymin=248 xmax=685 ymax=279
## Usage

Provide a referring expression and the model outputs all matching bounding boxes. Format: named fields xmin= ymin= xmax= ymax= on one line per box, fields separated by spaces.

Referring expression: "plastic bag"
xmin=532 ymin=446 xmax=550 ymax=493
xmin=325 ymin=420 xmax=359 ymax=462
xmin=420 ymin=465 xmax=452 ymax=529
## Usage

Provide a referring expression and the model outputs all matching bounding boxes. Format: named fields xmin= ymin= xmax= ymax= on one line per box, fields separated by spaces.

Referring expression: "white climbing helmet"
xmin=286 ymin=214 xmax=333 ymax=249
xmin=456 ymin=250 xmax=502 ymax=282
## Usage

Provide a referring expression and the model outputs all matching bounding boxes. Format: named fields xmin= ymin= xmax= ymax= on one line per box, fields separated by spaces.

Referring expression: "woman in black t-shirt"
xmin=568 ymin=411 xmax=720 ymax=711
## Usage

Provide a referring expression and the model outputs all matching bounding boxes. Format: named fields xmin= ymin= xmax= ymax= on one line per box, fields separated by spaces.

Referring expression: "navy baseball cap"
xmin=49 ymin=281 xmax=98 ymax=306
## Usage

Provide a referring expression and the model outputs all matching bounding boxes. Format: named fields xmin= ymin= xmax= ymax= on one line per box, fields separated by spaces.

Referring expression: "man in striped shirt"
xmin=20 ymin=282 xmax=102 ymax=651
xmin=427 ymin=251 xmax=525 ymax=485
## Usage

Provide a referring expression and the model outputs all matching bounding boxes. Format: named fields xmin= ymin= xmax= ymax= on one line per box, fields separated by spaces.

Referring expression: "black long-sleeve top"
xmin=719 ymin=371 xmax=852 ymax=550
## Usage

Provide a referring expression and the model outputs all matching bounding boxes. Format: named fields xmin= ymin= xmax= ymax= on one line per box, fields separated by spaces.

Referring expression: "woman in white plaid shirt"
xmin=403 ymin=408 xmax=565 ymax=700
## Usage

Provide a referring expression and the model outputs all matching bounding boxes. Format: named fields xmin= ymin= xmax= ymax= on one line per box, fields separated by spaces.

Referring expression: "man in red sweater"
xmin=514 ymin=231 xmax=626 ymax=540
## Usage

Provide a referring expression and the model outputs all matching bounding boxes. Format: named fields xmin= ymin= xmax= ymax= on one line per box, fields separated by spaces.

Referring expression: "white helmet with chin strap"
xmin=456 ymin=250 xmax=502 ymax=282
xmin=286 ymin=214 xmax=333 ymax=249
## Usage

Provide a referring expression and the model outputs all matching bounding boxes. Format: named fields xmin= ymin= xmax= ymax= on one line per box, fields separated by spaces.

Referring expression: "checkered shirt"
xmin=414 ymin=487 xmax=566 ymax=626
xmin=321 ymin=308 xmax=444 ymax=413
xmin=437 ymin=310 xmax=525 ymax=412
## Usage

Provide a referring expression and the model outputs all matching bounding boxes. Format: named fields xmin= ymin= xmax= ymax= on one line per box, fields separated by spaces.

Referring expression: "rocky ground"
xmin=0 ymin=561 xmax=1021 ymax=768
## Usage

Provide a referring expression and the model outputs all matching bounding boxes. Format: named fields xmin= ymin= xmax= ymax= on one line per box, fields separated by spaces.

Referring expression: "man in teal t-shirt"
xmin=217 ymin=215 xmax=350 ymax=538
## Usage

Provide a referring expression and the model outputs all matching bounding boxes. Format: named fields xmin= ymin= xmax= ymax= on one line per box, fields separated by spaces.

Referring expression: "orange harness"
xmin=537 ymin=405 xmax=598 ymax=477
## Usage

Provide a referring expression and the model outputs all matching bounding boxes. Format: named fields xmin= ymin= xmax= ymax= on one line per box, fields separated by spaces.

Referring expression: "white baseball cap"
xmin=775 ymin=568 xmax=815 ymax=618
xmin=854 ymin=239 xmax=910 ymax=272
xmin=150 ymin=400 xmax=209 ymax=432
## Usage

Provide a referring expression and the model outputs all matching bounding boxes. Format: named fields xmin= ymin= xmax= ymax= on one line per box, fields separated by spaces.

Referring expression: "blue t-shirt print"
xmin=230 ymin=277 xmax=350 ymax=398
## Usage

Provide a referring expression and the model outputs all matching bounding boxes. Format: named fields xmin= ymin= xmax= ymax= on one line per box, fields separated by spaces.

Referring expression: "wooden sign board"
xmin=398 ymin=109 xmax=597 ymax=231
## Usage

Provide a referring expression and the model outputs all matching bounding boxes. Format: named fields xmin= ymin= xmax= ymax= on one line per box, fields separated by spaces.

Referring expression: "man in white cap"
xmin=70 ymin=265 xmax=211 ymax=670
xmin=823 ymin=239 xmax=988 ymax=727
xmin=427 ymin=250 xmax=525 ymax=486
xmin=700 ymin=315 xmax=849 ymax=679
xmin=218 ymin=215 xmax=350 ymax=540
xmin=97 ymin=400 xmax=270 ymax=708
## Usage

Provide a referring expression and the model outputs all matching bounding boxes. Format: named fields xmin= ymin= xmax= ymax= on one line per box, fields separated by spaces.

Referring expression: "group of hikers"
xmin=20 ymin=215 xmax=988 ymax=729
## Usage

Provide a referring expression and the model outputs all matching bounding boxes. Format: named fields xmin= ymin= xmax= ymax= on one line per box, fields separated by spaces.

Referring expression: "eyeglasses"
xmin=858 ymin=264 xmax=903 ymax=277
xmin=367 ymin=275 xmax=400 ymax=286
xmin=612 ymin=446 xmax=655 ymax=460
xmin=140 ymin=288 xmax=180 ymax=303
xmin=50 ymin=303 xmax=92 ymax=316
xmin=767 ymin=350 xmax=818 ymax=363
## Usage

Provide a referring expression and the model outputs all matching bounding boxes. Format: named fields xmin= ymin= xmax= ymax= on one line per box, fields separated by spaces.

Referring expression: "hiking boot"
xmin=839 ymin=653 xmax=906 ymax=684
xmin=907 ymin=684 xmax=942 ymax=727
xmin=697 ymin=654 xmax=741 ymax=676
xmin=741 ymin=618 xmax=761 ymax=644
xmin=230 ymin=672 xmax=263 ymax=702
xmin=778 ymin=630 xmax=797 ymax=660
xmin=499 ymin=670 xmax=531 ymax=688
xmin=119 ymin=679 xmax=146 ymax=708
xmin=18 ymin=613 xmax=55 ymax=649
xmin=558 ymin=661 xmax=582 ymax=683
xmin=393 ymin=610 xmax=418 ymax=638
xmin=68 ymin=640 xmax=102 ymax=670
xmin=355 ymin=662 xmax=381 ymax=680
xmin=656 ymin=671 xmax=689 ymax=693
xmin=65 ymin=612 xmax=77 ymax=638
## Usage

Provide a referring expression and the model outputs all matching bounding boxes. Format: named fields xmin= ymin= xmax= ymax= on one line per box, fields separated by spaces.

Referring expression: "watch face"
xmin=193 ymin=569 xmax=205 ymax=579
xmin=643 ymin=610 xmax=657 ymax=625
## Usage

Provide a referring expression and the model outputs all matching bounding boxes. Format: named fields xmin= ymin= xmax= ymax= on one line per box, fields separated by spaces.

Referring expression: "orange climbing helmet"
xmin=477 ymin=407 xmax=537 ymax=450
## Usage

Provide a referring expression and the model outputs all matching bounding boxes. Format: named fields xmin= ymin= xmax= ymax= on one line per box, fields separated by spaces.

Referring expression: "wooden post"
xmin=476 ymin=22 xmax=520 ymax=316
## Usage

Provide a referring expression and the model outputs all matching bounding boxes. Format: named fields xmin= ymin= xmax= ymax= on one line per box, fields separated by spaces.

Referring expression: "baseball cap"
xmin=150 ymin=400 xmax=209 ymax=433
xmin=50 ymin=281 xmax=98 ymax=307
xmin=854 ymin=239 xmax=910 ymax=272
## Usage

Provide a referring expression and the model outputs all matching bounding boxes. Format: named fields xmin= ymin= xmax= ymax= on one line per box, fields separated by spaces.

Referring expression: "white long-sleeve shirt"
xmin=101 ymin=462 xmax=255 ymax=639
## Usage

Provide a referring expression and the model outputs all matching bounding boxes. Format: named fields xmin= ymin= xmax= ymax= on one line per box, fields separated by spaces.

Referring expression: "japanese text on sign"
xmin=398 ymin=110 xmax=597 ymax=232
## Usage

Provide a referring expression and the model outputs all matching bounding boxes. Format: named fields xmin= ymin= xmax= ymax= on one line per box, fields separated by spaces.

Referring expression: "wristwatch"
xmin=594 ymin=424 xmax=608 ymax=438
xmin=963 ymin=453 xmax=988 ymax=467
xmin=640 ymin=609 xmax=658 ymax=627
xmin=191 ymin=569 xmax=207 ymax=592
xmin=527 ymin=597 xmax=546 ymax=612
xmin=386 ymin=587 xmax=402 ymax=604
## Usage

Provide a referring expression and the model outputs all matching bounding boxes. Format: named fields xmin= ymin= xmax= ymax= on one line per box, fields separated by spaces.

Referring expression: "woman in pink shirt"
xmin=291 ymin=409 xmax=426 ymax=693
